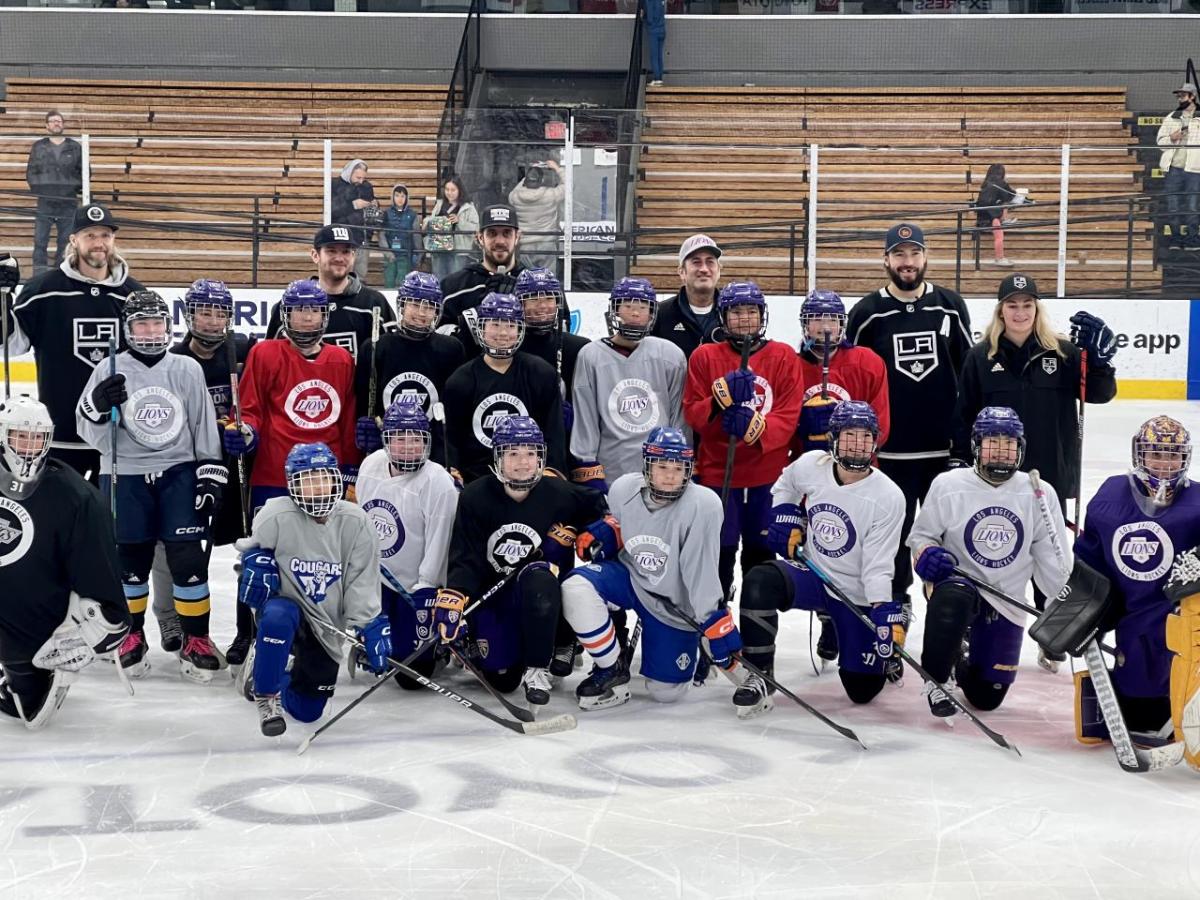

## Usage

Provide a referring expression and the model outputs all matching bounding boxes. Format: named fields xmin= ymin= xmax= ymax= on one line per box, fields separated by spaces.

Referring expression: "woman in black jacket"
xmin=974 ymin=163 xmax=1020 ymax=267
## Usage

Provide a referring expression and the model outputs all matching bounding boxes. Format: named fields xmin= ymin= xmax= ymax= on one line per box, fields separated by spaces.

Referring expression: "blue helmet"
xmin=284 ymin=441 xmax=343 ymax=518
xmin=397 ymin=272 xmax=444 ymax=339
xmin=381 ymin=396 xmax=431 ymax=472
xmin=606 ymin=276 xmax=658 ymax=341
xmin=280 ymin=280 xmax=329 ymax=349
xmin=491 ymin=415 xmax=545 ymax=491
xmin=1132 ymin=415 xmax=1192 ymax=507
xmin=473 ymin=292 xmax=525 ymax=359
xmin=514 ymin=267 xmax=564 ymax=335
xmin=717 ymin=281 xmax=768 ymax=344
xmin=828 ymin=400 xmax=879 ymax=471
xmin=642 ymin=426 xmax=695 ymax=502
xmin=971 ymin=406 xmax=1026 ymax=484
xmin=800 ymin=289 xmax=846 ymax=353
xmin=183 ymin=278 xmax=233 ymax=349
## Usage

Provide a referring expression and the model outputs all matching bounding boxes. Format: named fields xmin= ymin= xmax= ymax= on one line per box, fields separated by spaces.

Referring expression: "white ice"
xmin=2 ymin=399 xmax=1199 ymax=899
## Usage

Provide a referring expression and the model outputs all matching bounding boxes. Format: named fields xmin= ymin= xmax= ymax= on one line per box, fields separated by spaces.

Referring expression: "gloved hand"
xmin=355 ymin=416 xmax=382 ymax=453
xmin=914 ymin=545 xmax=958 ymax=584
xmin=449 ymin=467 xmax=464 ymax=492
xmin=575 ymin=514 xmax=623 ymax=562
xmin=766 ymin=502 xmax=807 ymax=560
xmin=486 ymin=270 xmax=517 ymax=295
xmin=562 ymin=399 xmax=574 ymax=435
xmin=194 ymin=462 xmax=228 ymax=514
xmin=721 ymin=405 xmax=765 ymax=444
xmin=870 ymin=600 xmax=908 ymax=662
xmin=1164 ymin=546 xmax=1200 ymax=604
xmin=799 ymin=395 xmax=838 ymax=451
xmin=701 ymin=608 xmax=742 ymax=669
xmin=223 ymin=422 xmax=258 ymax=456
xmin=570 ymin=461 xmax=609 ymax=495
xmin=712 ymin=368 xmax=756 ymax=409
xmin=87 ymin=372 xmax=128 ymax=417
xmin=410 ymin=586 xmax=439 ymax=609
xmin=434 ymin=588 xmax=468 ymax=642
xmin=355 ymin=614 xmax=393 ymax=675
xmin=1069 ymin=311 xmax=1116 ymax=368
xmin=341 ymin=466 xmax=358 ymax=504
xmin=0 ymin=252 xmax=19 ymax=290
xmin=238 ymin=550 xmax=279 ymax=612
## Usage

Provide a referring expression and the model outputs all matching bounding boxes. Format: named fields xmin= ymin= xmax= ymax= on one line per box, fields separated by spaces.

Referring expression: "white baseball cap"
xmin=678 ymin=234 xmax=722 ymax=266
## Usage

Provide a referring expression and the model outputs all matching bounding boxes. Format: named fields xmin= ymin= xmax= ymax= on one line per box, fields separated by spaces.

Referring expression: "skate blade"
xmin=260 ymin=719 xmax=287 ymax=738
xmin=180 ymin=661 xmax=217 ymax=685
xmin=578 ymin=684 xmax=632 ymax=711
xmin=121 ymin=660 xmax=150 ymax=680
xmin=735 ymin=697 xmax=775 ymax=719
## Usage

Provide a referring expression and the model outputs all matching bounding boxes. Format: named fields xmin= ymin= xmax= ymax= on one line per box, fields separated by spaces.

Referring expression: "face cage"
xmin=721 ymin=304 xmax=768 ymax=344
xmin=282 ymin=306 xmax=329 ymax=348
xmin=398 ymin=298 xmax=442 ymax=340
xmin=184 ymin=300 xmax=232 ymax=348
xmin=605 ymin=301 xmax=657 ymax=341
xmin=383 ymin=428 xmax=431 ymax=472
xmin=287 ymin=466 xmax=344 ymax=518
xmin=643 ymin=456 xmax=693 ymax=503
xmin=972 ymin=435 xmax=1026 ymax=483
xmin=800 ymin=312 xmax=846 ymax=350
xmin=492 ymin=443 xmax=545 ymax=491
xmin=832 ymin=431 xmax=877 ymax=472
xmin=476 ymin=317 xmax=526 ymax=359
xmin=1133 ymin=442 xmax=1192 ymax=506
xmin=1 ymin=424 xmax=54 ymax=484
xmin=124 ymin=314 xmax=172 ymax=355
xmin=519 ymin=292 xmax=563 ymax=335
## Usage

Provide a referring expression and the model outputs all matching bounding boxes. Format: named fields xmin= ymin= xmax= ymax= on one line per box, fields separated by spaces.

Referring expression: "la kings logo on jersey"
xmin=290 ymin=557 xmax=343 ymax=603
xmin=892 ymin=331 xmax=939 ymax=382
xmin=473 ymin=393 xmax=528 ymax=449
xmin=807 ymin=502 xmax=858 ymax=559
xmin=285 ymin=379 xmax=342 ymax=430
xmin=486 ymin=522 xmax=540 ymax=573
xmin=363 ymin=498 xmax=406 ymax=558
xmin=126 ymin=386 xmax=186 ymax=447
xmin=1112 ymin=521 xmax=1173 ymax=582
xmin=0 ymin=498 xmax=34 ymax=566
xmin=74 ymin=318 xmax=120 ymax=367
xmin=384 ymin=372 xmax=439 ymax=416
xmin=625 ymin=534 xmax=670 ymax=585
xmin=607 ymin=378 xmax=662 ymax=435
xmin=963 ymin=506 xmax=1024 ymax=568
xmin=325 ymin=331 xmax=358 ymax=360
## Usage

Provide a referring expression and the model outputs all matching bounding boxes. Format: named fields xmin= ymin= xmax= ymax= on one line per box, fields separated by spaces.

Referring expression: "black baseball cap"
xmin=479 ymin=204 xmax=519 ymax=230
xmin=313 ymin=224 xmax=361 ymax=249
xmin=884 ymin=223 xmax=924 ymax=253
xmin=998 ymin=273 xmax=1040 ymax=302
xmin=72 ymin=203 xmax=118 ymax=234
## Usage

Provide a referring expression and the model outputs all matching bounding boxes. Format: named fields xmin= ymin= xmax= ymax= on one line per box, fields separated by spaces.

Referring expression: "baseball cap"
xmin=72 ymin=203 xmax=118 ymax=234
xmin=678 ymin=234 xmax=722 ymax=266
xmin=1175 ymin=82 xmax=1198 ymax=97
xmin=479 ymin=204 xmax=519 ymax=230
xmin=313 ymin=224 xmax=361 ymax=249
xmin=884 ymin=223 xmax=924 ymax=253
xmin=998 ymin=272 xmax=1040 ymax=302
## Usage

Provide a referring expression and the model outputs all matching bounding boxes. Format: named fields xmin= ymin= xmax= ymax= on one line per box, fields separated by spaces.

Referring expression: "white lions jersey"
xmin=772 ymin=450 xmax=905 ymax=606
xmin=908 ymin=468 xmax=1072 ymax=626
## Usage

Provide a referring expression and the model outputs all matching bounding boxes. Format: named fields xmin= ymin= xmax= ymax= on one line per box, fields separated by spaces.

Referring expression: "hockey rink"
xmin=1 ymin=399 xmax=1198 ymax=899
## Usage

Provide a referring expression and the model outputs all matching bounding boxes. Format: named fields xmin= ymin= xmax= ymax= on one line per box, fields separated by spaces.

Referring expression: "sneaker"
xmin=118 ymin=629 xmax=150 ymax=679
xmin=1037 ymin=646 xmax=1065 ymax=674
xmin=993 ymin=257 xmax=1014 ymax=266
xmin=923 ymin=680 xmax=957 ymax=718
xmin=255 ymin=693 xmax=286 ymax=737
xmin=649 ymin=79 xmax=664 ymax=87
xmin=576 ymin=659 xmax=632 ymax=711
xmin=816 ymin=614 xmax=838 ymax=662
xmin=1002 ymin=214 xmax=1018 ymax=225
xmin=732 ymin=671 xmax=774 ymax=719
xmin=522 ymin=666 xmax=553 ymax=705
xmin=549 ymin=643 xmax=577 ymax=679
xmin=225 ymin=634 xmax=253 ymax=668
xmin=179 ymin=635 xmax=225 ymax=685
xmin=157 ymin=613 xmax=183 ymax=654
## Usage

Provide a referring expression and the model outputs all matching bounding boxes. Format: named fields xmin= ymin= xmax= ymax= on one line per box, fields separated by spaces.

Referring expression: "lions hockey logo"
xmin=0 ymin=500 xmax=34 ymax=566
xmin=807 ymin=503 xmax=858 ymax=559
xmin=607 ymin=378 xmax=661 ymax=435
xmin=1112 ymin=521 xmax=1173 ymax=582
xmin=73 ymin=318 xmax=120 ymax=367
xmin=384 ymin=372 xmax=439 ymax=416
xmin=285 ymin=379 xmax=342 ymax=430
xmin=625 ymin=534 xmax=670 ymax=586
xmin=892 ymin=331 xmax=939 ymax=382
xmin=750 ymin=375 xmax=775 ymax=415
xmin=485 ymin=522 xmax=541 ymax=573
xmin=290 ymin=558 xmax=343 ymax=603
xmin=963 ymin=506 xmax=1024 ymax=569
xmin=473 ymin=393 xmax=528 ymax=449
xmin=802 ymin=382 xmax=851 ymax=403
xmin=125 ymin=386 xmax=185 ymax=447
xmin=363 ymin=498 xmax=406 ymax=558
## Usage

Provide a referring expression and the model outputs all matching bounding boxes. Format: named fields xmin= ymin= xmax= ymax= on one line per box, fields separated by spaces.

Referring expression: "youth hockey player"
xmin=0 ymin=396 xmax=129 ymax=729
xmin=236 ymin=442 xmax=388 ymax=737
xmin=908 ymin=407 xmax=1071 ymax=718
xmin=735 ymin=401 xmax=905 ymax=716
xmin=434 ymin=416 xmax=607 ymax=705
xmin=513 ymin=267 xmax=590 ymax=437
xmin=560 ymin=427 xmax=738 ymax=709
xmin=76 ymin=291 xmax=227 ymax=683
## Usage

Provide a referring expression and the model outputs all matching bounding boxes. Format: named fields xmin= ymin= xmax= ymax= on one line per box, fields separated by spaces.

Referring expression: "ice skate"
xmin=179 ymin=635 xmax=225 ymax=684
xmin=118 ymin=629 xmax=151 ymax=679
xmin=255 ymin=693 xmax=286 ymax=737
xmin=576 ymin=659 xmax=632 ymax=711
xmin=732 ymin=671 xmax=774 ymax=719
xmin=157 ymin=612 xmax=183 ymax=654
xmin=923 ymin=680 xmax=957 ymax=722
xmin=522 ymin=666 xmax=553 ymax=705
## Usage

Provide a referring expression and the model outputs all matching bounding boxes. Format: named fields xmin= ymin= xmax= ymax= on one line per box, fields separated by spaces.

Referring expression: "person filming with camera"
xmin=508 ymin=158 xmax=565 ymax=271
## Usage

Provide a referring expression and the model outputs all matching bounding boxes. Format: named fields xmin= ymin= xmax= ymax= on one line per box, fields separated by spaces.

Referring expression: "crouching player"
xmin=235 ymin=442 xmax=389 ymax=737
xmin=735 ymin=401 xmax=905 ymax=716
xmin=908 ymin=407 xmax=1071 ymax=719
xmin=0 ymin=396 xmax=129 ymax=729
xmin=560 ymin=427 xmax=738 ymax=709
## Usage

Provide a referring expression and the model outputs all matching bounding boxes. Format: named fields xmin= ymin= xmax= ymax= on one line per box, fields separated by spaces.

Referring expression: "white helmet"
xmin=0 ymin=395 xmax=55 ymax=498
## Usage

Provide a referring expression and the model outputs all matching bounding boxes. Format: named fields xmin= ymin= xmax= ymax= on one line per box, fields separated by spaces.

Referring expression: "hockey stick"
xmin=367 ymin=307 xmax=381 ymax=420
xmin=224 ymin=333 xmax=249 ymax=536
xmin=107 ymin=336 xmax=119 ymax=521
xmin=797 ymin=550 xmax=1019 ymax=755
xmin=719 ymin=334 xmax=753 ymax=511
xmin=1071 ymin=348 xmax=1087 ymax=534
xmin=1 ymin=285 xmax=10 ymax=399
xmin=620 ymin=615 xmax=643 ymax=670
xmin=819 ymin=329 xmax=831 ymax=401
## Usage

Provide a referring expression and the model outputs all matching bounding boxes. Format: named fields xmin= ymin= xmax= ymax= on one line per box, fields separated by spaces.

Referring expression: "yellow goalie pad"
xmin=1165 ymin=594 xmax=1200 ymax=770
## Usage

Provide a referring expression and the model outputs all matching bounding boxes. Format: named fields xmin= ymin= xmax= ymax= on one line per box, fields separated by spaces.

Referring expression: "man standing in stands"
xmin=1156 ymin=82 xmax=1200 ymax=251
xmin=651 ymin=234 xmax=724 ymax=357
xmin=25 ymin=110 xmax=82 ymax=276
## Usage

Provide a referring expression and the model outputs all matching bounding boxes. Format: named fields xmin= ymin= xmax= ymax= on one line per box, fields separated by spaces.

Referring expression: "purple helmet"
xmin=491 ymin=415 xmax=545 ymax=491
xmin=717 ymin=281 xmax=768 ymax=343
xmin=800 ymin=289 xmax=845 ymax=352
xmin=397 ymin=272 xmax=444 ymax=339
xmin=514 ymin=267 xmax=564 ymax=335
xmin=473 ymin=292 xmax=525 ymax=359
xmin=971 ymin=406 xmax=1026 ymax=483
xmin=381 ymin=396 xmax=431 ymax=472
xmin=828 ymin=400 xmax=879 ymax=471
xmin=606 ymin=276 xmax=658 ymax=341
xmin=642 ymin=426 xmax=695 ymax=502
xmin=280 ymin=280 xmax=329 ymax=349
xmin=183 ymin=278 xmax=233 ymax=349
xmin=284 ymin=441 xmax=343 ymax=518
xmin=1132 ymin=415 xmax=1192 ymax=507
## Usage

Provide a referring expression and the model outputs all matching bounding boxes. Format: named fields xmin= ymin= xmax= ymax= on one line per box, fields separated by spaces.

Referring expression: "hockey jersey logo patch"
xmin=1042 ymin=357 xmax=1058 ymax=375
xmin=607 ymin=378 xmax=662 ymax=435
xmin=285 ymin=379 xmax=342 ymax=430
xmin=473 ymin=393 xmax=528 ymax=449
xmin=126 ymin=386 xmax=185 ymax=447
xmin=486 ymin=522 xmax=541 ymax=572
xmin=0 ymin=500 xmax=34 ymax=566
xmin=290 ymin=557 xmax=343 ymax=602
xmin=1112 ymin=521 xmax=1173 ymax=582
xmin=626 ymin=534 xmax=671 ymax=586
xmin=384 ymin=372 xmax=438 ymax=414
xmin=325 ymin=331 xmax=359 ymax=360
xmin=363 ymin=498 xmax=406 ymax=558
xmin=892 ymin=331 xmax=939 ymax=382
xmin=963 ymin=506 xmax=1024 ymax=569
xmin=73 ymin=318 xmax=120 ymax=367
xmin=750 ymin=375 xmax=775 ymax=415
xmin=807 ymin=502 xmax=858 ymax=559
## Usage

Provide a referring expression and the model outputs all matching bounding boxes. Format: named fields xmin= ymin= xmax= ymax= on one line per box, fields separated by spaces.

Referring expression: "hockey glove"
xmin=576 ymin=514 xmax=623 ymax=562
xmin=798 ymin=395 xmax=837 ymax=452
xmin=914 ymin=545 xmax=958 ymax=584
xmin=1069 ymin=310 xmax=1116 ymax=367
xmin=448 ymin=467 xmax=464 ymax=492
xmin=356 ymin=614 xmax=393 ymax=675
xmin=701 ymin=608 xmax=742 ymax=669
xmin=83 ymin=372 xmax=128 ymax=419
xmin=434 ymin=588 xmax=469 ymax=642
xmin=562 ymin=399 xmax=574 ymax=435
xmin=223 ymin=422 xmax=258 ymax=456
xmin=71 ymin=594 xmax=130 ymax=656
xmin=0 ymin=252 xmax=19 ymax=290
xmin=712 ymin=368 xmax=756 ymax=409
xmin=409 ymin=586 xmax=439 ymax=609
xmin=766 ymin=502 xmax=808 ymax=560
xmin=486 ymin=270 xmax=518 ymax=295
xmin=341 ymin=466 xmax=358 ymax=504
xmin=869 ymin=600 xmax=908 ymax=662
xmin=238 ymin=550 xmax=279 ymax=612
xmin=33 ymin=596 xmax=129 ymax=671
xmin=570 ymin=460 xmax=609 ymax=494
xmin=355 ymin=416 xmax=383 ymax=454
xmin=194 ymin=462 xmax=228 ymax=514
xmin=721 ymin=404 xmax=765 ymax=444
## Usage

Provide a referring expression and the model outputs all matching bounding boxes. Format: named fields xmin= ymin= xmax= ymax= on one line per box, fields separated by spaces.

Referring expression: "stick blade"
xmin=296 ymin=735 xmax=314 ymax=756
xmin=520 ymin=713 xmax=578 ymax=736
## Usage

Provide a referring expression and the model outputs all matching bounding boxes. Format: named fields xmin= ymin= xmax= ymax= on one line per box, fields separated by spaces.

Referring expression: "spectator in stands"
xmin=644 ymin=0 xmax=666 ymax=86
xmin=424 ymin=175 xmax=478 ymax=280
xmin=507 ymin=159 xmax=564 ymax=271
xmin=651 ymin=234 xmax=724 ymax=357
xmin=381 ymin=183 xmax=421 ymax=289
xmin=974 ymin=163 xmax=1021 ymax=267
xmin=25 ymin=110 xmax=82 ymax=276
xmin=330 ymin=158 xmax=377 ymax=279
xmin=1156 ymin=82 xmax=1200 ymax=251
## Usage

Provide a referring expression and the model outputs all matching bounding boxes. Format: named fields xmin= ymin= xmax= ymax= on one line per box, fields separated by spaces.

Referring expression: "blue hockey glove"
xmin=575 ymin=515 xmax=622 ymax=562
xmin=720 ymin=405 xmax=765 ymax=444
xmin=355 ymin=416 xmax=383 ymax=453
xmin=870 ymin=600 xmax=908 ymax=662
xmin=410 ymin=586 xmax=439 ymax=609
xmin=799 ymin=395 xmax=837 ymax=451
xmin=223 ymin=422 xmax=258 ymax=456
xmin=701 ymin=608 xmax=742 ymax=669
xmin=238 ymin=550 xmax=279 ymax=612
xmin=766 ymin=502 xmax=807 ymax=560
xmin=712 ymin=368 xmax=756 ymax=409
xmin=1069 ymin=310 xmax=1116 ymax=367
xmin=356 ymin=614 xmax=393 ymax=675
xmin=914 ymin=545 xmax=958 ymax=584
xmin=434 ymin=588 xmax=468 ymax=642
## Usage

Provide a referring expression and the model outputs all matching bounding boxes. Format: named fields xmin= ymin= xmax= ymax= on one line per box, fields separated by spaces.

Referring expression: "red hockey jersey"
xmin=794 ymin=344 xmax=891 ymax=456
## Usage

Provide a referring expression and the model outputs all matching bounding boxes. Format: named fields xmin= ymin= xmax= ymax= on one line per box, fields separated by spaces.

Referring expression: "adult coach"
xmin=3 ymin=203 xmax=145 ymax=482
xmin=651 ymin=234 xmax=724 ymax=357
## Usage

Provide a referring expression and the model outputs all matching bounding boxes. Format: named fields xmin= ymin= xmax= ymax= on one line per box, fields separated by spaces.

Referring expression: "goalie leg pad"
xmin=1029 ymin=558 xmax=1112 ymax=656
xmin=1165 ymin=594 xmax=1200 ymax=769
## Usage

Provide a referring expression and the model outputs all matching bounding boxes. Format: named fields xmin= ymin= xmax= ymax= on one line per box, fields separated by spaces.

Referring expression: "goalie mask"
xmin=514 ymin=267 xmax=565 ymax=336
xmin=491 ymin=415 xmax=545 ymax=492
xmin=397 ymin=271 xmax=444 ymax=340
xmin=123 ymin=290 xmax=173 ymax=356
xmin=473 ymin=292 xmax=525 ymax=359
xmin=718 ymin=281 xmax=769 ymax=345
xmin=0 ymin=396 xmax=54 ymax=499
xmin=972 ymin=406 xmax=1026 ymax=484
xmin=381 ymin=396 xmax=431 ymax=473
xmin=642 ymin=426 xmax=694 ymax=503
xmin=605 ymin=276 xmax=658 ymax=342
xmin=800 ymin=289 xmax=846 ymax=353
xmin=1132 ymin=415 xmax=1191 ymax=508
xmin=280 ymin=280 xmax=329 ymax=350
xmin=828 ymin=400 xmax=879 ymax=472
xmin=183 ymin=278 xmax=233 ymax=350
xmin=285 ymin=442 xmax=344 ymax=519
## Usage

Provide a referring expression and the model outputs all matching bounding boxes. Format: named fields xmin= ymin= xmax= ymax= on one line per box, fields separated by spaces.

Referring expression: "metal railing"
xmin=436 ymin=0 xmax=485 ymax=185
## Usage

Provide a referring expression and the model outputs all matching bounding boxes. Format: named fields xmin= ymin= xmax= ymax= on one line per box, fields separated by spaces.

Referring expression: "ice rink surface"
xmin=2 ymin=399 xmax=1198 ymax=900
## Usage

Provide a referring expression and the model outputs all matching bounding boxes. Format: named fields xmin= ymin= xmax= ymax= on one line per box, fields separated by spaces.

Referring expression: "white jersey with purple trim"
xmin=908 ymin=468 xmax=1072 ymax=626
xmin=356 ymin=449 xmax=458 ymax=593
xmin=772 ymin=450 xmax=904 ymax=606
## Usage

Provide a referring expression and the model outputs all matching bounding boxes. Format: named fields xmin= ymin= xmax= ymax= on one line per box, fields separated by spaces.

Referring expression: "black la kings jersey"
xmin=846 ymin=284 xmax=972 ymax=459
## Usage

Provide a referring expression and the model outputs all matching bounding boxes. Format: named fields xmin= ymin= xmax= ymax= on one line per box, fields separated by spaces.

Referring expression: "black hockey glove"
xmin=84 ymin=372 xmax=128 ymax=419
xmin=485 ymin=270 xmax=517 ymax=295
xmin=0 ymin=252 xmax=19 ymax=290
xmin=194 ymin=462 xmax=228 ymax=514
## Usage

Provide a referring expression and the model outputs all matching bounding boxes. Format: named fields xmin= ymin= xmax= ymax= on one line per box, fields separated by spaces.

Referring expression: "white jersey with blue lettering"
xmin=908 ymin=467 xmax=1072 ymax=626
xmin=772 ymin=450 xmax=905 ymax=606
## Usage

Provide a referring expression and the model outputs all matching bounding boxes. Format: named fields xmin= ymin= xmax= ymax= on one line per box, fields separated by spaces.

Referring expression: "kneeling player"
xmin=560 ymin=427 xmax=738 ymax=709
xmin=736 ymin=401 xmax=905 ymax=715
xmin=0 ymin=397 xmax=129 ymax=729
xmin=236 ymin=442 xmax=388 ymax=737
xmin=908 ymin=407 xmax=1071 ymax=719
